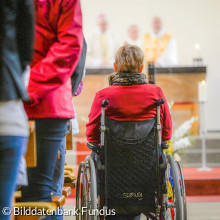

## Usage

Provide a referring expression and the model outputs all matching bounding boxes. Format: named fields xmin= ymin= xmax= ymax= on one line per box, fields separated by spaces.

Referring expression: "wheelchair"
xmin=76 ymin=99 xmax=187 ymax=220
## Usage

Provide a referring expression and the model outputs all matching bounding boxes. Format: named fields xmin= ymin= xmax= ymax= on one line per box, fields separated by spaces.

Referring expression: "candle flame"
xmin=202 ymin=80 xmax=206 ymax=85
xmin=195 ymin=43 xmax=200 ymax=50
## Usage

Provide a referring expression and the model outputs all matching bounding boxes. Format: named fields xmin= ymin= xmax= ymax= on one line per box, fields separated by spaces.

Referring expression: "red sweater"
xmin=86 ymin=84 xmax=172 ymax=143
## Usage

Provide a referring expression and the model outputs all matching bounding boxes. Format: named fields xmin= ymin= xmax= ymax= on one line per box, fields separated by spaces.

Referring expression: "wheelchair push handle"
xmin=100 ymin=99 xmax=109 ymax=147
xmin=156 ymin=99 xmax=164 ymax=106
xmin=156 ymin=99 xmax=164 ymax=146
xmin=102 ymin=99 xmax=109 ymax=107
xmin=101 ymin=99 xmax=108 ymax=126
xmin=155 ymin=98 xmax=164 ymax=127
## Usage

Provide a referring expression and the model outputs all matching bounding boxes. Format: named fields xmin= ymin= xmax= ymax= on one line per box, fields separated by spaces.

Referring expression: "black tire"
xmin=84 ymin=156 xmax=98 ymax=220
xmin=166 ymin=154 xmax=183 ymax=220
xmin=76 ymin=162 xmax=85 ymax=220
xmin=176 ymin=161 xmax=187 ymax=220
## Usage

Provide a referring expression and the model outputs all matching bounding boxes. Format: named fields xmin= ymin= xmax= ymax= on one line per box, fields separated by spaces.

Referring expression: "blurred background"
xmin=81 ymin=0 xmax=220 ymax=131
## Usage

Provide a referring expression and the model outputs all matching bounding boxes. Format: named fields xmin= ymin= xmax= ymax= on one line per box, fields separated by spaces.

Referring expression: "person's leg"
xmin=52 ymin=120 xmax=70 ymax=196
xmin=0 ymin=136 xmax=27 ymax=220
xmin=21 ymin=119 xmax=69 ymax=219
xmin=51 ymin=122 xmax=70 ymax=220
xmin=49 ymin=120 xmax=70 ymax=220
xmin=52 ymin=140 xmax=66 ymax=196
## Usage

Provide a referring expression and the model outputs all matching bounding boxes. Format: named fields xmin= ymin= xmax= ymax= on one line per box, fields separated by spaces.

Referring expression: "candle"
xmin=194 ymin=43 xmax=201 ymax=58
xmin=198 ymin=80 xmax=207 ymax=102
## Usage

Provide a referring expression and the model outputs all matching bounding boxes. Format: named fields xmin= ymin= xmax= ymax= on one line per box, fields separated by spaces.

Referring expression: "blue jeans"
xmin=21 ymin=119 xmax=70 ymax=220
xmin=0 ymin=136 xmax=27 ymax=220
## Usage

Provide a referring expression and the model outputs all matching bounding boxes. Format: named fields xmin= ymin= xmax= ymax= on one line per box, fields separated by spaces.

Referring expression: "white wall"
xmin=81 ymin=0 xmax=220 ymax=131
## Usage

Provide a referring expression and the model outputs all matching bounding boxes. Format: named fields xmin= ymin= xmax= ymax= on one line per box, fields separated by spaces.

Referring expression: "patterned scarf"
xmin=109 ymin=72 xmax=147 ymax=86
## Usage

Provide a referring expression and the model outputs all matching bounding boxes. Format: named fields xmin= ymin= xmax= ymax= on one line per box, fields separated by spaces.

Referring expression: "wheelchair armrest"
xmin=87 ymin=142 xmax=99 ymax=150
xmin=160 ymin=142 xmax=169 ymax=169
xmin=161 ymin=141 xmax=169 ymax=150
xmin=87 ymin=142 xmax=102 ymax=155
xmin=159 ymin=150 xmax=167 ymax=170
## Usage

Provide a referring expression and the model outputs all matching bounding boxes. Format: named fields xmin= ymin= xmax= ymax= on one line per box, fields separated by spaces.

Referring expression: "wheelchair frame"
xmin=76 ymin=99 xmax=187 ymax=220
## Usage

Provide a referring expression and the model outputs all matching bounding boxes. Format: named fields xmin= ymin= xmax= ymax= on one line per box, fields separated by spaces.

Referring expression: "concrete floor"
xmin=186 ymin=202 xmax=220 ymax=220
xmin=64 ymin=202 xmax=220 ymax=220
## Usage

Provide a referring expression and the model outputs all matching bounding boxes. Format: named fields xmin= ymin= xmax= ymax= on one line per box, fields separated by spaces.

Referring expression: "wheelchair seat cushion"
xmin=104 ymin=118 xmax=157 ymax=214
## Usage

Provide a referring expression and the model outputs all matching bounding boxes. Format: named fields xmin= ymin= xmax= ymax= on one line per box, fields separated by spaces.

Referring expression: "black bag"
xmin=71 ymin=37 xmax=87 ymax=95
xmin=104 ymin=118 xmax=157 ymax=215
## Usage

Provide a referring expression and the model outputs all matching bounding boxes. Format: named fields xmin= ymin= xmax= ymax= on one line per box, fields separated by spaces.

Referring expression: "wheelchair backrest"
xmin=104 ymin=117 xmax=157 ymax=214
xmin=105 ymin=117 xmax=155 ymax=140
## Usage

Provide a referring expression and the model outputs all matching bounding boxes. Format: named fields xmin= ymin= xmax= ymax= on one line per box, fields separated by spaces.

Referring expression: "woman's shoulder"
xmin=95 ymin=84 xmax=163 ymax=97
xmin=136 ymin=84 xmax=164 ymax=97
xmin=97 ymin=83 xmax=162 ymax=92
xmin=140 ymin=83 xmax=162 ymax=91
xmin=96 ymin=86 xmax=116 ymax=96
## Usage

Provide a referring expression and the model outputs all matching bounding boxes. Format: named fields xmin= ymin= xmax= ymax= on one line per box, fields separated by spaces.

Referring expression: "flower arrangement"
xmin=171 ymin=116 xmax=198 ymax=161
xmin=166 ymin=101 xmax=198 ymax=161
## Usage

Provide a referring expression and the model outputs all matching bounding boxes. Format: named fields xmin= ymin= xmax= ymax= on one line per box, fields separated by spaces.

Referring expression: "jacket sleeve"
xmin=159 ymin=87 xmax=172 ymax=141
xmin=28 ymin=0 xmax=83 ymax=105
xmin=16 ymin=0 xmax=35 ymax=71
xmin=86 ymin=92 xmax=102 ymax=143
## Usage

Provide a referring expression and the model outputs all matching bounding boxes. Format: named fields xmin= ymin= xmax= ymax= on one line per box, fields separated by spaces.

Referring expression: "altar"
xmin=74 ymin=67 xmax=206 ymax=136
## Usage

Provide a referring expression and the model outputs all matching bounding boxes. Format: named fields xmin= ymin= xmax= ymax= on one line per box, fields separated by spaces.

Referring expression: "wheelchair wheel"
xmin=76 ymin=161 xmax=86 ymax=220
xmin=176 ymin=161 xmax=187 ymax=220
xmin=76 ymin=156 xmax=98 ymax=220
xmin=165 ymin=154 xmax=183 ymax=220
xmin=84 ymin=156 xmax=98 ymax=220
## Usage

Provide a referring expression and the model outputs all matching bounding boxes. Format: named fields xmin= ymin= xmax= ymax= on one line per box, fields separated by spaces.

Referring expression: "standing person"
xmin=21 ymin=0 xmax=83 ymax=219
xmin=0 ymin=0 xmax=34 ymax=219
xmin=144 ymin=16 xmax=178 ymax=67
xmin=86 ymin=14 xmax=118 ymax=68
xmin=125 ymin=25 xmax=144 ymax=49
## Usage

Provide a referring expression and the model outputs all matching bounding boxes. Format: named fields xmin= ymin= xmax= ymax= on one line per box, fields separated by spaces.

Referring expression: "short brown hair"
xmin=115 ymin=45 xmax=144 ymax=73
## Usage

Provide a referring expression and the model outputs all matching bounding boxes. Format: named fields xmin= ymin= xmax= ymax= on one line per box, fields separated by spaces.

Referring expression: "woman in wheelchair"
xmin=77 ymin=45 xmax=186 ymax=220
xmin=86 ymin=45 xmax=172 ymax=144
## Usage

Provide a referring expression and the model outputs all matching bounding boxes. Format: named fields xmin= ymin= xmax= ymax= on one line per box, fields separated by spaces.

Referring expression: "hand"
xmin=24 ymin=92 xmax=40 ymax=107
xmin=161 ymin=141 xmax=169 ymax=150
xmin=23 ymin=66 xmax=30 ymax=88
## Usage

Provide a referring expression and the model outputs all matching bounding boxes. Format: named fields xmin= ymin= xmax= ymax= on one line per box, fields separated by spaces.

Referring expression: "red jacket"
xmin=86 ymin=84 xmax=172 ymax=142
xmin=24 ymin=0 xmax=83 ymax=119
